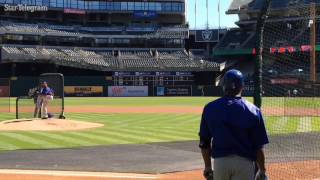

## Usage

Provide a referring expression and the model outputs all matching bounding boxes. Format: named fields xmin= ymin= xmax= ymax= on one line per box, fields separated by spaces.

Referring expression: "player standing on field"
xmin=28 ymin=82 xmax=43 ymax=118
xmin=40 ymin=81 xmax=54 ymax=119
xmin=199 ymin=69 xmax=269 ymax=180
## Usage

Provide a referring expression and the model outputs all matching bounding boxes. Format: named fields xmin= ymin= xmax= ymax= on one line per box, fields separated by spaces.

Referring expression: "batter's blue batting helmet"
xmin=223 ymin=69 xmax=244 ymax=93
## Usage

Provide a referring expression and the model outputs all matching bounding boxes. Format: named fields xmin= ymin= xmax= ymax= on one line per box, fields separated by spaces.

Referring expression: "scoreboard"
xmin=112 ymin=72 xmax=194 ymax=86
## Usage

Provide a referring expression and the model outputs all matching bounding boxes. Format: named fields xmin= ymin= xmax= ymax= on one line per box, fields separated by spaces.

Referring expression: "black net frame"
xmin=256 ymin=0 xmax=320 ymax=178
xmin=16 ymin=73 xmax=65 ymax=119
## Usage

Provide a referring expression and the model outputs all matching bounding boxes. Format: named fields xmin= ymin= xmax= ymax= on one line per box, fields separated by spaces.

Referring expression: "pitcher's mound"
xmin=0 ymin=119 xmax=104 ymax=131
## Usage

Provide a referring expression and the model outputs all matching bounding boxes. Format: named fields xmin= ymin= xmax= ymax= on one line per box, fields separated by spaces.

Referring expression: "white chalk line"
xmin=0 ymin=169 xmax=159 ymax=179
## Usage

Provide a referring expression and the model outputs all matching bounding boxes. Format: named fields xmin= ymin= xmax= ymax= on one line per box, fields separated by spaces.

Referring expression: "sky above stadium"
xmin=187 ymin=0 xmax=238 ymax=29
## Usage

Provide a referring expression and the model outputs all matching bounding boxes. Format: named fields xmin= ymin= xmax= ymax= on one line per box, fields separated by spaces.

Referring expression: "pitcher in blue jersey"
xmin=199 ymin=69 xmax=269 ymax=180
xmin=40 ymin=81 xmax=54 ymax=119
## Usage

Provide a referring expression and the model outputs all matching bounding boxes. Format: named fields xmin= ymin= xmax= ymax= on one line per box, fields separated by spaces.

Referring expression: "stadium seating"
xmin=44 ymin=27 xmax=80 ymax=36
xmin=157 ymin=50 xmax=219 ymax=70
xmin=1 ymin=21 xmax=43 ymax=34
xmin=0 ymin=21 xmax=188 ymax=39
xmin=120 ymin=51 xmax=159 ymax=69
xmin=2 ymin=47 xmax=25 ymax=55
xmin=98 ymin=51 xmax=119 ymax=67
xmin=1 ymin=45 xmax=222 ymax=71
xmin=127 ymin=24 xmax=156 ymax=32
xmin=143 ymin=25 xmax=189 ymax=39
xmin=0 ymin=21 xmax=81 ymax=37
xmin=80 ymin=26 xmax=124 ymax=35
xmin=236 ymin=19 xmax=320 ymax=49
xmin=158 ymin=51 xmax=186 ymax=68
xmin=189 ymin=51 xmax=221 ymax=69
xmin=44 ymin=48 xmax=67 ymax=59
xmin=242 ymin=33 xmax=257 ymax=48
xmin=21 ymin=48 xmax=42 ymax=58
xmin=215 ymin=29 xmax=253 ymax=49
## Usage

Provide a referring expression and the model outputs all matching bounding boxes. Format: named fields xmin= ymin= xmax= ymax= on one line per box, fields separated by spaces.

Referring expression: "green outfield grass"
xmin=0 ymin=97 xmax=319 ymax=151
xmin=64 ymin=97 xmax=320 ymax=108
xmin=3 ymin=96 xmax=320 ymax=110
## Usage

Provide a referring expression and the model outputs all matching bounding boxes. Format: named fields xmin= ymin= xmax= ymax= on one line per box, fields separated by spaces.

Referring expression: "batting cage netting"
xmin=258 ymin=1 xmax=320 ymax=178
xmin=16 ymin=73 xmax=64 ymax=119
xmin=0 ymin=78 xmax=10 ymax=113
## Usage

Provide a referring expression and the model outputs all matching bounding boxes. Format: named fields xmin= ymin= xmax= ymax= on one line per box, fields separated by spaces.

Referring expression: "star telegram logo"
xmin=202 ymin=30 xmax=213 ymax=41
xmin=4 ymin=4 xmax=48 ymax=12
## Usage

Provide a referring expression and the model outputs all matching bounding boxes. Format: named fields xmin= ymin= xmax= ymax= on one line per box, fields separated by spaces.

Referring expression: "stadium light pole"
xmin=195 ymin=0 xmax=197 ymax=29
xmin=206 ymin=0 xmax=209 ymax=29
xmin=185 ymin=0 xmax=188 ymax=25
xmin=218 ymin=0 xmax=221 ymax=40
xmin=254 ymin=0 xmax=272 ymax=108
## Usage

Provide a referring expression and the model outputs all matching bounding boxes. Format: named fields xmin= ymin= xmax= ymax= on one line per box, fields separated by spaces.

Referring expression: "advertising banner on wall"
xmin=108 ymin=86 xmax=148 ymax=97
xmin=270 ymin=78 xmax=299 ymax=85
xmin=64 ymin=86 xmax=103 ymax=97
xmin=64 ymin=8 xmax=86 ymax=15
xmin=156 ymin=86 xmax=192 ymax=96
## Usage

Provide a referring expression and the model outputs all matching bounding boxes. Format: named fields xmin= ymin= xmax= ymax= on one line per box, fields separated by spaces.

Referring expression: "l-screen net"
xmin=261 ymin=1 xmax=320 ymax=178
xmin=16 ymin=73 xmax=64 ymax=119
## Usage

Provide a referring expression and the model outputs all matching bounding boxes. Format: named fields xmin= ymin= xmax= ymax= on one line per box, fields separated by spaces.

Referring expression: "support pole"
xmin=254 ymin=0 xmax=272 ymax=108
xmin=310 ymin=3 xmax=317 ymax=82
xmin=218 ymin=0 xmax=221 ymax=41
xmin=206 ymin=0 xmax=209 ymax=29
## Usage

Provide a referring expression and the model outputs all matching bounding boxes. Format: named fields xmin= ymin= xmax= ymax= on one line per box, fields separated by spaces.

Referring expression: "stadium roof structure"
xmin=228 ymin=0 xmax=320 ymax=16
xmin=227 ymin=0 xmax=254 ymax=14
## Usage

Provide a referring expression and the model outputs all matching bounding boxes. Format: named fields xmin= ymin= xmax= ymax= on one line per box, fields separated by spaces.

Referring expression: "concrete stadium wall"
xmin=10 ymin=76 xmax=108 ymax=97
xmin=10 ymin=76 xmax=319 ymax=97
xmin=9 ymin=76 xmax=224 ymax=97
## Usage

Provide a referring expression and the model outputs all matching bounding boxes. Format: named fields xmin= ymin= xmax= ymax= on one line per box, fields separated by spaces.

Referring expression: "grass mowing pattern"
xmin=0 ymin=97 xmax=319 ymax=151
xmin=0 ymin=113 xmax=199 ymax=151
xmin=63 ymin=97 xmax=320 ymax=108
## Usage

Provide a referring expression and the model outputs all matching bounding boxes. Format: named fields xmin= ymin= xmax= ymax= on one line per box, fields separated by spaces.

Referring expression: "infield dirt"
xmin=0 ymin=161 xmax=319 ymax=180
xmin=0 ymin=119 xmax=104 ymax=131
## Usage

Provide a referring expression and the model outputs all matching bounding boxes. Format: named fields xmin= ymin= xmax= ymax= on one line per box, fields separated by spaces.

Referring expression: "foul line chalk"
xmin=0 ymin=169 xmax=158 ymax=179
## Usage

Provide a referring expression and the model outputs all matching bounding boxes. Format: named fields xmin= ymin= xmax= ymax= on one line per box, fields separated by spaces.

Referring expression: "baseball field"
xmin=0 ymin=97 xmax=319 ymax=179
xmin=0 ymin=97 xmax=319 ymax=151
